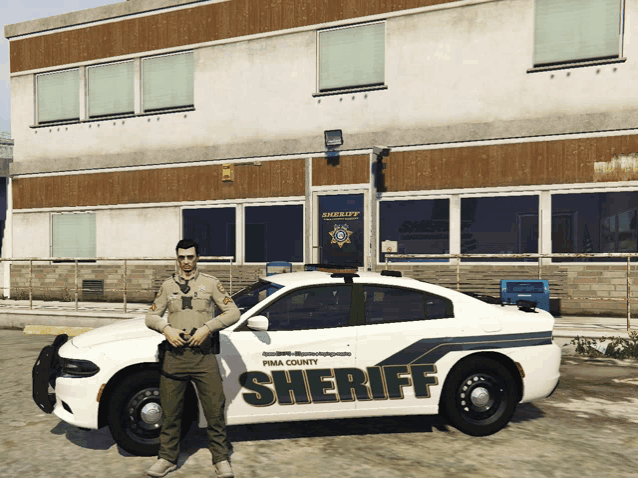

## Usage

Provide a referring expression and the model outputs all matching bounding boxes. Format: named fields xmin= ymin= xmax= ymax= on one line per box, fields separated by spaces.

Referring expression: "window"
xmin=88 ymin=61 xmax=134 ymax=118
xmin=245 ymin=205 xmax=303 ymax=262
xmin=142 ymin=51 xmax=194 ymax=112
xmin=363 ymin=286 xmax=452 ymax=324
xmin=318 ymin=22 xmax=384 ymax=92
xmin=183 ymin=208 xmax=235 ymax=259
xmin=379 ymin=199 xmax=449 ymax=262
xmin=52 ymin=213 xmax=96 ymax=258
xmin=37 ymin=69 xmax=80 ymax=124
xmin=552 ymin=191 xmax=638 ymax=261
xmin=533 ymin=0 xmax=623 ymax=67
xmin=461 ymin=196 xmax=538 ymax=261
xmin=259 ymin=285 xmax=352 ymax=331
xmin=232 ymin=280 xmax=284 ymax=313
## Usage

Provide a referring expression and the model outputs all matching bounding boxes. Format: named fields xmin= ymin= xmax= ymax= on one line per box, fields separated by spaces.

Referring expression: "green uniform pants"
xmin=159 ymin=347 xmax=229 ymax=465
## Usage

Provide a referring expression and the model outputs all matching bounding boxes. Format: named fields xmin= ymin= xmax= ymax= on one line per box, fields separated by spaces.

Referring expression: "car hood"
xmin=71 ymin=317 xmax=158 ymax=348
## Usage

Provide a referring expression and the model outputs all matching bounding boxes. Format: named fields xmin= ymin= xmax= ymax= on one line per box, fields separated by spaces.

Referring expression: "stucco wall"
xmin=9 ymin=0 xmax=638 ymax=175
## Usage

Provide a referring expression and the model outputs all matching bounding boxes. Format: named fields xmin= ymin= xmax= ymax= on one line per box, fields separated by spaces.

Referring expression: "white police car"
xmin=32 ymin=267 xmax=561 ymax=456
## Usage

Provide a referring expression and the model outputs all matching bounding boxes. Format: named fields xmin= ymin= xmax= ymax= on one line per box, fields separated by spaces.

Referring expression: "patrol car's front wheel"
xmin=107 ymin=370 xmax=196 ymax=456
xmin=442 ymin=357 xmax=517 ymax=436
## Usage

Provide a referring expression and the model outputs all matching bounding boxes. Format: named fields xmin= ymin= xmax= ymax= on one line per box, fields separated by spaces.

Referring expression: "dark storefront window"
xmin=552 ymin=191 xmax=638 ymax=262
xmin=245 ymin=205 xmax=303 ymax=262
xmin=461 ymin=196 xmax=538 ymax=262
xmin=183 ymin=208 xmax=235 ymax=259
xmin=379 ymin=199 xmax=449 ymax=262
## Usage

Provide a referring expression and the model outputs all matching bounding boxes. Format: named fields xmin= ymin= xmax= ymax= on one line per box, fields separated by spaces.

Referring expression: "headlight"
xmin=61 ymin=358 xmax=100 ymax=378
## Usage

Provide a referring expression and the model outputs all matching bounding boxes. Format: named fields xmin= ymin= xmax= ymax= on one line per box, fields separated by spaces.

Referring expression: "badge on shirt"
xmin=198 ymin=285 xmax=206 ymax=292
xmin=217 ymin=283 xmax=226 ymax=294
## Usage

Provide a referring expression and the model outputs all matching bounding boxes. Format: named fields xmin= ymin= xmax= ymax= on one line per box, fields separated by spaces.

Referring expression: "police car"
xmin=32 ymin=267 xmax=561 ymax=456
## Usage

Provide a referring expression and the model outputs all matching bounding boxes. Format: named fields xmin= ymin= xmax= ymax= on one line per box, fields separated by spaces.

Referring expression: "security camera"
xmin=373 ymin=146 xmax=390 ymax=157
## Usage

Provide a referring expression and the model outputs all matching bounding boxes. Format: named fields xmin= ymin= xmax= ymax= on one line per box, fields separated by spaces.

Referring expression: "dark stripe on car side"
xmin=375 ymin=331 xmax=553 ymax=366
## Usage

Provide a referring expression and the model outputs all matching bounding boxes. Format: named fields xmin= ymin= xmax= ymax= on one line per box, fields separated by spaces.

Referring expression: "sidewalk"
xmin=0 ymin=298 xmax=633 ymax=339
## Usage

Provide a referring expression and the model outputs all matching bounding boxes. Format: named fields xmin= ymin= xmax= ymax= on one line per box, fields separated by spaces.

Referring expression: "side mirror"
xmin=247 ymin=315 xmax=269 ymax=331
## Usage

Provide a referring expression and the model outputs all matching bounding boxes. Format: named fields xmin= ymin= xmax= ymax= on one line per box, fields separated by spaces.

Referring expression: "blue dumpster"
xmin=266 ymin=261 xmax=293 ymax=276
xmin=500 ymin=280 xmax=550 ymax=312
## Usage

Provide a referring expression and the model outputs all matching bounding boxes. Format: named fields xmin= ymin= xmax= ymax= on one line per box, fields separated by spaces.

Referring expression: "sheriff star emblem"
xmin=329 ymin=224 xmax=353 ymax=248
xmin=198 ymin=285 xmax=206 ymax=292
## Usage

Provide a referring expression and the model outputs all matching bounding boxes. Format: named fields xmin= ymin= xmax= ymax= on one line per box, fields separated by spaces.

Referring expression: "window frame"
xmin=315 ymin=20 xmax=387 ymax=96
xmin=459 ymin=192 xmax=541 ymax=263
xmin=243 ymin=202 xmax=306 ymax=265
xmin=50 ymin=211 xmax=97 ymax=262
xmin=549 ymin=187 xmax=638 ymax=263
xmin=86 ymin=59 xmax=135 ymax=120
xmin=181 ymin=204 xmax=239 ymax=264
xmin=32 ymin=50 xmax=195 ymax=128
xmin=35 ymin=68 xmax=81 ymax=126
xmin=377 ymin=196 xmax=452 ymax=265
xmin=529 ymin=0 xmax=626 ymax=72
xmin=141 ymin=50 xmax=195 ymax=114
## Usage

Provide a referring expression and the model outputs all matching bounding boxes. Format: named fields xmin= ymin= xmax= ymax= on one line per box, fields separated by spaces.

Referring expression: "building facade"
xmin=4 ymin=0 xmax=638 ymax=314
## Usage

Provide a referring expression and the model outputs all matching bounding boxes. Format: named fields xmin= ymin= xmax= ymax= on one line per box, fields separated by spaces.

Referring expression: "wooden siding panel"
xmin=10 ymin=0 xmax=459 ymax=73
xmin=312 ymin=155 xmax=369 ymax=186
xmin=13 ymin=160 xmax=305 ymax=209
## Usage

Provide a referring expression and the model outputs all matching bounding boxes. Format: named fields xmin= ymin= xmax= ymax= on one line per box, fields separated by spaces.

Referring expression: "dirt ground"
xmin=2 ymin=329 xmax=637 ymax=478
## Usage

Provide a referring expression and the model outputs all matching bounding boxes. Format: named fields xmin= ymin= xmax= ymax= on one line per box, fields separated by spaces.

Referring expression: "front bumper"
xmin=32 ymin=334 xmax=68 ymax=413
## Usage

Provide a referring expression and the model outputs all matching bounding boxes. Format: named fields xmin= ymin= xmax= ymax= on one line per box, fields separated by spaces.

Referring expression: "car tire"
xmin=441 ymin=357 xmax=517 ymax=436
xmin=107 ymin=369 xmax=197 ymax=456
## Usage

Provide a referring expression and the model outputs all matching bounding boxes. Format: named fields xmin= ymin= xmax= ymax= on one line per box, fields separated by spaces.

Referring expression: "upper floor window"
xmin=36 ymin=69 xmax=79 ymax=124
xmin=533 ymin=0 xmax=623 ymax=67
xmin=88 ymin=61 xmax=134 ymax=118
xmin=142 ymin=51 xmax=194 ymax=112
xmin=318 ymin=22 xmax=385 ymax=92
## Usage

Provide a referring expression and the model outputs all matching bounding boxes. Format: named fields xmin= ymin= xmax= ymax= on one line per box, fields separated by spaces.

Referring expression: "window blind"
xmin=37 ymin=70 xmax=80 ymax=123
xmin=52 ymin=213 xmax=96 ymax=258
xmin=534 ymin=0 xmax=622 ymax=66
xmin=319 ymin=23 xmax=385 ymax=91
xmin=88 ymin=61 xmax=134 ymax=117
xmin=143 ymin=52 xmax=194 ymax=111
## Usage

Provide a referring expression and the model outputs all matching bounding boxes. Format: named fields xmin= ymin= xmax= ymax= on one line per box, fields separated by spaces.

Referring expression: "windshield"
xmin=231 ymin=279 xmax=284 ymax=312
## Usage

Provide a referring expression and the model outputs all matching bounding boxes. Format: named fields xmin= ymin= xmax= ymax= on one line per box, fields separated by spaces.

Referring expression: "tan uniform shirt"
xmin=145 ymin=270 xmax=240 ymax=334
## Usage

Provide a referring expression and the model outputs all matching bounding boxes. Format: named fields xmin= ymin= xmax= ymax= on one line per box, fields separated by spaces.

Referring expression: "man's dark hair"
xmin=176 ymin=238 xmax=200 ymax=256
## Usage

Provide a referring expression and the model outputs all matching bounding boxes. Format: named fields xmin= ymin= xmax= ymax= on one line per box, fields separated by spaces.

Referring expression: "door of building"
xmin=316 ymin=193 xmax=365 ymax=267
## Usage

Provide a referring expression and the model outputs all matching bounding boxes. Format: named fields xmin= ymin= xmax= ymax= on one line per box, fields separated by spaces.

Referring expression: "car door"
xmin=224 ymin=283 xmax=357 ymax=423
xmin=354 ymin=283 xmax=459 ymax=414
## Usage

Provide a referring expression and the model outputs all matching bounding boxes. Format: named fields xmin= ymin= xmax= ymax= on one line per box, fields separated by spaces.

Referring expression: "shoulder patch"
xmin=217 ymin=282 xmax=226 ymax=294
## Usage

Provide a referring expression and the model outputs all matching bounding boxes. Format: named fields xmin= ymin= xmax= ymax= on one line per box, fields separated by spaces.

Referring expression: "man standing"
xmin=145 ymin=238 xmax=240 ymax=478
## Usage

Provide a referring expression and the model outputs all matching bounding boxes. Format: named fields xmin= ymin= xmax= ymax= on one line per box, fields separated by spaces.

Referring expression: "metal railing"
xmin=0 ymin=256 xmax=234 ymax=313
xmin=385 ymin=252 xmax=638 ymax=331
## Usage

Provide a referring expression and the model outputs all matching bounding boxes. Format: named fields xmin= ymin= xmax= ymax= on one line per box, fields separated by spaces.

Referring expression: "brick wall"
xmin=8 ymin=263 xmax=269 ymax=302
xmin=6 ymin=262 xmax=636 ymax=317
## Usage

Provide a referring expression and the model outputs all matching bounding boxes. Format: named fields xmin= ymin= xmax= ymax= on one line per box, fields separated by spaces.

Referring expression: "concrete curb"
xmin=23 ymin=325 xmax=97 ymax=336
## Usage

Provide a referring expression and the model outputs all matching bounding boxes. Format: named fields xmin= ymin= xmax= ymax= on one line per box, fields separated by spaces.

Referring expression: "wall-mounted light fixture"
xmin=222 ymin=164 xmax=234 ymax=182
xmin=324 ymin=129 xmax=343 ymax=148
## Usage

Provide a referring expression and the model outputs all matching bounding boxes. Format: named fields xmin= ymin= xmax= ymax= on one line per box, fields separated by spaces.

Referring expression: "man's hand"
xmin=187 ymin=326 xmax=211 ymax=347
xmin=163 ymin=326 xmax=186 ymax=347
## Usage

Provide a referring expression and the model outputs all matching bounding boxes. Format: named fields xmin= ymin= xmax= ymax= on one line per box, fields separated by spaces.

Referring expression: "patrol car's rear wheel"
xmin=441 ymin=357 xmax=517 ymax=436
xmin=107 ymin=370 xmax=197 ymax=456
